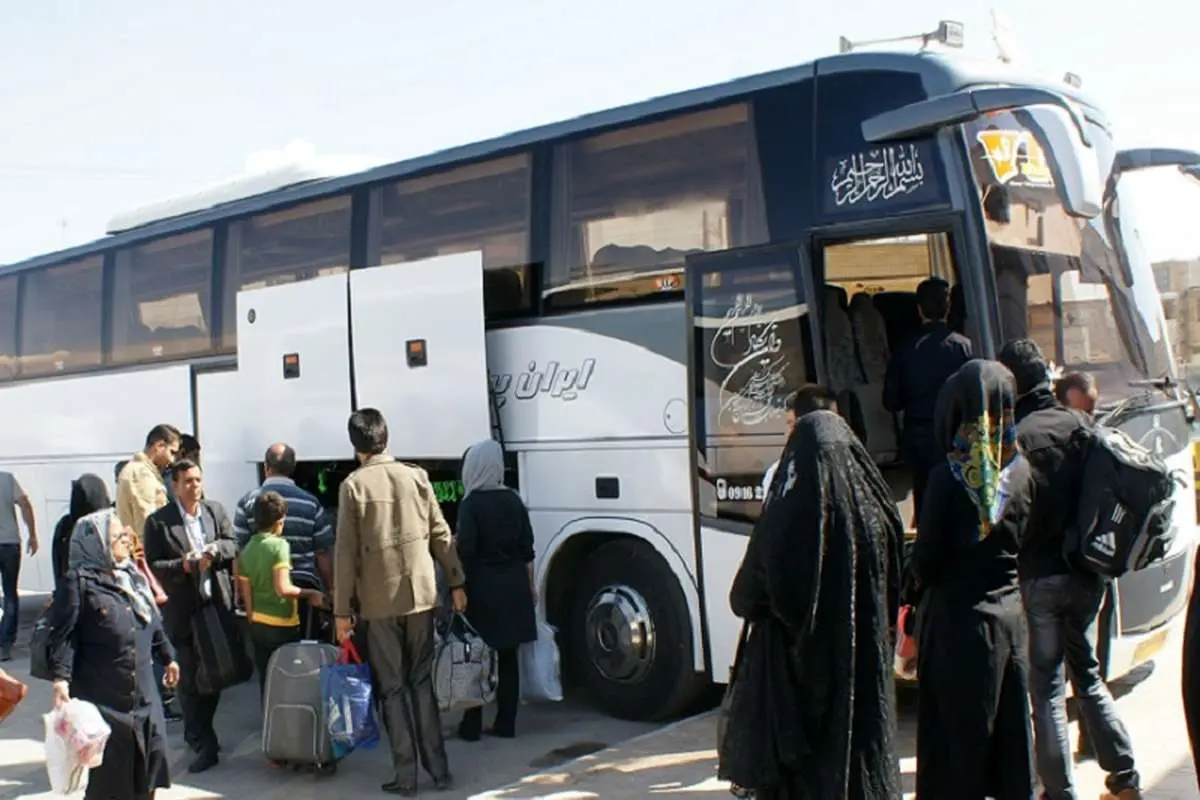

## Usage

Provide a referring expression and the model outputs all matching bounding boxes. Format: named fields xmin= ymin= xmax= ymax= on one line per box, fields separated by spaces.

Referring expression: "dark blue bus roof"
xmin=0 ymin=50 xmax=1103 ymax=277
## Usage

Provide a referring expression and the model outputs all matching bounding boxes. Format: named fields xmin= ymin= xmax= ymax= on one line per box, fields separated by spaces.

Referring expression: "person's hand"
xmin=26 ymin=535 xmax=38 ymax=557
xmin=197 ymin=554 xmax=213 ymax=573
xmin=163 ymin=662 xmax=180 ymax=689
xmin=335 ymin=617 xmax=355 ymax=644
xmin=306 ymin=590 xmax=325 ymax=609
xmin=182 ymin=552 xmax=197 ymax=574
xmin=451 ymin=587 xmax=467 ymax=614
xmin=51 ymin=680 xmax=70 ymax=709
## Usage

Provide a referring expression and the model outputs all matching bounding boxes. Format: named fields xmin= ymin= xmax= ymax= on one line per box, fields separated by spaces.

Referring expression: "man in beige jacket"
xmin=116 ymin=424 xmax=181 ymax=539
xmin=334 ymin=408 xmax=466 ymax=797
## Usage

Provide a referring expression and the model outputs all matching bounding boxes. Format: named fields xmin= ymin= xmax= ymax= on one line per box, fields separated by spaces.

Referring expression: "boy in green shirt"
xmin=235 ymin=491 xmax=323 ymax=701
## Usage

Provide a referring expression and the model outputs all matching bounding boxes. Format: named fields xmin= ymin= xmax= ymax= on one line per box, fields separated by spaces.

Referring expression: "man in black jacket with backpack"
xmin=998 ymin=339 xmax=1143 ymax=800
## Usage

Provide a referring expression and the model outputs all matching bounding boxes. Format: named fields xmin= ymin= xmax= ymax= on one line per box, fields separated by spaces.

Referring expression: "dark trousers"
xmin=175 ymin=639 xmax=222 ymax=755
xmin=1022 ymin=574 xmax=1139 ymax=798
xmin=0 ymin=544 xmax=20 ymax=649
xmin=365 ymin=611 xmax=449 ymax=785
xmin=248 ymin=622 xmax=301 ymax=701
xmin=459 ymin=646 xmax=520 ymax=736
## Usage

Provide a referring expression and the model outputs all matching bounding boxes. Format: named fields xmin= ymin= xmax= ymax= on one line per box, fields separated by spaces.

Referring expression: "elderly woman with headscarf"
xmin=720 ymin=410 xmax=904 ymax=799
xmin=46 ymin=507 xmax=180 ymax=800
xmin=453 ymin=438 xmax=537 ymax=742
xmin=907 ymin=359 xmax=1037 ymax=799
xmin=50 ymin=475 xmax=111 ymax=591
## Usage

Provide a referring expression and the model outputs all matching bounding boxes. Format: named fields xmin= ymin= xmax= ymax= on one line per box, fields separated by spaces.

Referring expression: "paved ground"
xmin=482 ymin=625 xmax=1200 ymax=800
xmin=0 ymin=598 xmax=655 ymax=799
xmin=3 ymin=597 xmax=1199 ymax=799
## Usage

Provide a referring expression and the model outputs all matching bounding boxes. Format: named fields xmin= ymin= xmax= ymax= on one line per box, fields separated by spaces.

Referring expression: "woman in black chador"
xmin=721 ymin=410 xmax=904 ymax=799
xmin=1182 ymin=542 xmax=1200 ymax=791
xmin=908 ymin=359 xmax=1036 ymax=799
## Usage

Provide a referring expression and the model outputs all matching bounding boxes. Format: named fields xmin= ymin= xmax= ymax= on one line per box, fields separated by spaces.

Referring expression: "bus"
xmin=2 ymin=28 xmax=1198 ymax=721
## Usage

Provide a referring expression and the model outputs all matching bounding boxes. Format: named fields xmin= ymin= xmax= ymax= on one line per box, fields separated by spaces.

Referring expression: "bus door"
xmin=806 ymin=216 xmax=977 ymax=531
xmin=684 ymin=244 xmax=820 ymax=678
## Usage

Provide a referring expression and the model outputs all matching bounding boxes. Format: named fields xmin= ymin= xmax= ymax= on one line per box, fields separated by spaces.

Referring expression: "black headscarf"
xmin=725 ymin=410 xmax=903 ymax=799
xmin=51 ymin=474 xmax=111 ymax=589
xmin=934 ymin=360 xmax=1020 ymax=539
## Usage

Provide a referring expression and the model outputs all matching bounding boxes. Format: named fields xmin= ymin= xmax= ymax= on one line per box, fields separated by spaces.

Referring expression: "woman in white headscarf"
xmin=454 ymin=438 xmax=538 ymax=741
xmin=46 ymin=508 xmax=180 ymax=800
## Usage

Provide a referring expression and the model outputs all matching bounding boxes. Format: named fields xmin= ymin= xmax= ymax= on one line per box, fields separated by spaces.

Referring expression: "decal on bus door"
xmin=830 ymin=143 xmax=927 ymax=207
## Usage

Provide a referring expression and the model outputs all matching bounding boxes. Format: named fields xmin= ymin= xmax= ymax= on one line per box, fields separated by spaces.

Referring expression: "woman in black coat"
xmin=907 ymin=360 xmax=1036 ymax=799
xmin=454 ymin=438 xmax=537 ymax=741
xmin=47 ymin=507 xmax=179 ymax=800
xmin=50 ymin=475 xmax=110 ymax=591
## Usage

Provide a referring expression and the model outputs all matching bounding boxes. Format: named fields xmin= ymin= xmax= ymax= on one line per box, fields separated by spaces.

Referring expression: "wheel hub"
xmin=584 ymin=584 xmax=656 ymax=683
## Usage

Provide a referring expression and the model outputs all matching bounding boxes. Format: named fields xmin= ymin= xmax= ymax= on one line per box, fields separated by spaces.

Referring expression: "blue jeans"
xmin=1021 ymin=573 xmax=1139 ymax=799
xmin=0 ymin=544 xmax=20 ymax=649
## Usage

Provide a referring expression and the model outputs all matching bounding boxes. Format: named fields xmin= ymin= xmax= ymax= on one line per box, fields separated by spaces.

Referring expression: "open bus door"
xmin=684 ymin=244 xmax=819 ymax=680
xmin=233 ymin=251 xmax=492 ymax=467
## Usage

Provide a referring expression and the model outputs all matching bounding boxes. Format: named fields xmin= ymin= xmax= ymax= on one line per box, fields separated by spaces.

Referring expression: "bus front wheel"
xmin=568 ymin=538 xmax=703 ymax=721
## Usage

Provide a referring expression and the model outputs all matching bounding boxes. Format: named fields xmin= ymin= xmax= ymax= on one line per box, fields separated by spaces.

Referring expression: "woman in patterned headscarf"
xmin=906 ymin=359 xmax=1037 ymax=799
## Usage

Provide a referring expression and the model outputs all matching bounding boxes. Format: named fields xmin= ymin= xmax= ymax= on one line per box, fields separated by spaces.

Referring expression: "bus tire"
xmin=569 ymin=538 xmax=703 ymax=721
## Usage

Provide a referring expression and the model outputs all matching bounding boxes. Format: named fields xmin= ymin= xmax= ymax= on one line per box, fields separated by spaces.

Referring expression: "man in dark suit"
xmin=143 ymin=459 xmax=239 ymax=774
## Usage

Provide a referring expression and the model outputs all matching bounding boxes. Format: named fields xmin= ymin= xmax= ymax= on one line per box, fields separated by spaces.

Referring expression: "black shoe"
xmin=381 ymin=780 xmax=417 ymax=796
xmin=433 ymin=774 xmax=455 ymax=792
xmin=457 ymin=722 xmax=481 ymax=742
xmin=188 ymin=750 xmax=219 ymax=774
xmin=0 ymin=647 xmax=11 ymax=662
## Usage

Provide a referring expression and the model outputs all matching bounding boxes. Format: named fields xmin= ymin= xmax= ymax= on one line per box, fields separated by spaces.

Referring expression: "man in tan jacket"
xmin=334 ymin=408 xmax=466 ymax=797
xmin=116 ymin=424 xmax=181 ymax=538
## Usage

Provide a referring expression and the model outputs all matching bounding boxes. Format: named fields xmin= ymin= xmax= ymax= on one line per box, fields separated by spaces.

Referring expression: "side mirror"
xmin=1112 ymin=148 xmax=1200 ymax=176
xmin=862 ymin=86 xmax=1102 ymax=219
xmin=1182 ymin=164 xmax=1200 ymax=186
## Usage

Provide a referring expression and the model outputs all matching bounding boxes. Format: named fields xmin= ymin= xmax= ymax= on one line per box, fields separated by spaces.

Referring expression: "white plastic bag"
xmin=44 ymin=699 xmax=111 ymax=794
xmin=519 ymin=614 xmax=563 ymax=703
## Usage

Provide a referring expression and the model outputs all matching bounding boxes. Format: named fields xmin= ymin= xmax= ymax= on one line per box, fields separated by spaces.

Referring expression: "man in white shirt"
xmin=761 ymin=385 xmax=841 ymax=500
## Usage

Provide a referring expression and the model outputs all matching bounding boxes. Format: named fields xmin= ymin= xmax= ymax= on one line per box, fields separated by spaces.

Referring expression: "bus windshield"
xmin=967 ymin=110 xmax=1174 ymax=402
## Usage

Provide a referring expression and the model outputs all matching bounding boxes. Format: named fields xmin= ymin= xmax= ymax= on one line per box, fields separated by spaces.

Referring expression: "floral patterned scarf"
xmin=946 ymin=407 xmax=1019 ymax=539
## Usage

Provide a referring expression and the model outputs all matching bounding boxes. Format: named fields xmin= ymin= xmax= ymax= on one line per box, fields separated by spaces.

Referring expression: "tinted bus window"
xmin=0 ymin=276 xmax=16 ymax=380
xmin=221 ymin=196 xmax=352 ymax=350
xmin=19 ymin=256 xmax=104 ymax=377
xmin=111 ymin=229 xmax=215 ymax=365
xmin=547 ymin=103 xmax=767 ymax=308
xmin=377 ymin=154 xmax=533 ymax=316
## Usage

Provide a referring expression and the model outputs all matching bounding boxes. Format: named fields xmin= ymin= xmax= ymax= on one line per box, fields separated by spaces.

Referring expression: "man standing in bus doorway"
xmin=760 ymin=385 xmax=840 ymax=500
xmin=334 ymin=408 xmax=468 ymax=796
xmin=0 ymin=470 xmax=37 ymax=663
xmin=998 ymin=340 xmax=1143 ymax=800
xmin=882 ymin=277 xmax=972 ymax=523
xmin=116 ymin=424 xmax=181 ymax=536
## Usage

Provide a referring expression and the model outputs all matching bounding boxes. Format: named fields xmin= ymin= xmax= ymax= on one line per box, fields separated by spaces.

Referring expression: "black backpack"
xmin=1064 ymin=423 xmax=1180 ymax=579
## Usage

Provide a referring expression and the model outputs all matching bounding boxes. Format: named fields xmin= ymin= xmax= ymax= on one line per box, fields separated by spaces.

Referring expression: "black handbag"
xmin=191 ymin=601 xmax=253 ymax=695
xmin=27 ymin=603 xmax=55 ymax=682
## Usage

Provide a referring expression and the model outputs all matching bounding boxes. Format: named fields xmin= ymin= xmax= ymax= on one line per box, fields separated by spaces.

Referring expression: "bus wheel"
xmin=569 ymin=539 xmax=702 ymax=721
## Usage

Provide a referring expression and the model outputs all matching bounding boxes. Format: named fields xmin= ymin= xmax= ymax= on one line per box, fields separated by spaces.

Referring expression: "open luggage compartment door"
xmin=236 ymin=273 xmax=354 ymax=461
xmin=350 ymin=251 xmax=491 ymax=459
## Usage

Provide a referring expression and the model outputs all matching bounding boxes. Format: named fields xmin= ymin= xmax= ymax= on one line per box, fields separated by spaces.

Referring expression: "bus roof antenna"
xmin=990 ymin=7 xmax=1021 ymax=64
xmin=838 ymin=20 xmax=964 ymax=54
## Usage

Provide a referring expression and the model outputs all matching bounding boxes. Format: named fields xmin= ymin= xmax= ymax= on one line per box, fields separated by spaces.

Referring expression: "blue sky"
xmin=1 ymin=0 xmax=1197 ymax=264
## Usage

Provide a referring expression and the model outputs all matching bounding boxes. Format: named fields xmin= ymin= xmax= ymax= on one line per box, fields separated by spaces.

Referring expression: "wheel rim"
xmin=584 ymin=584 xmax=656 ymax=683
